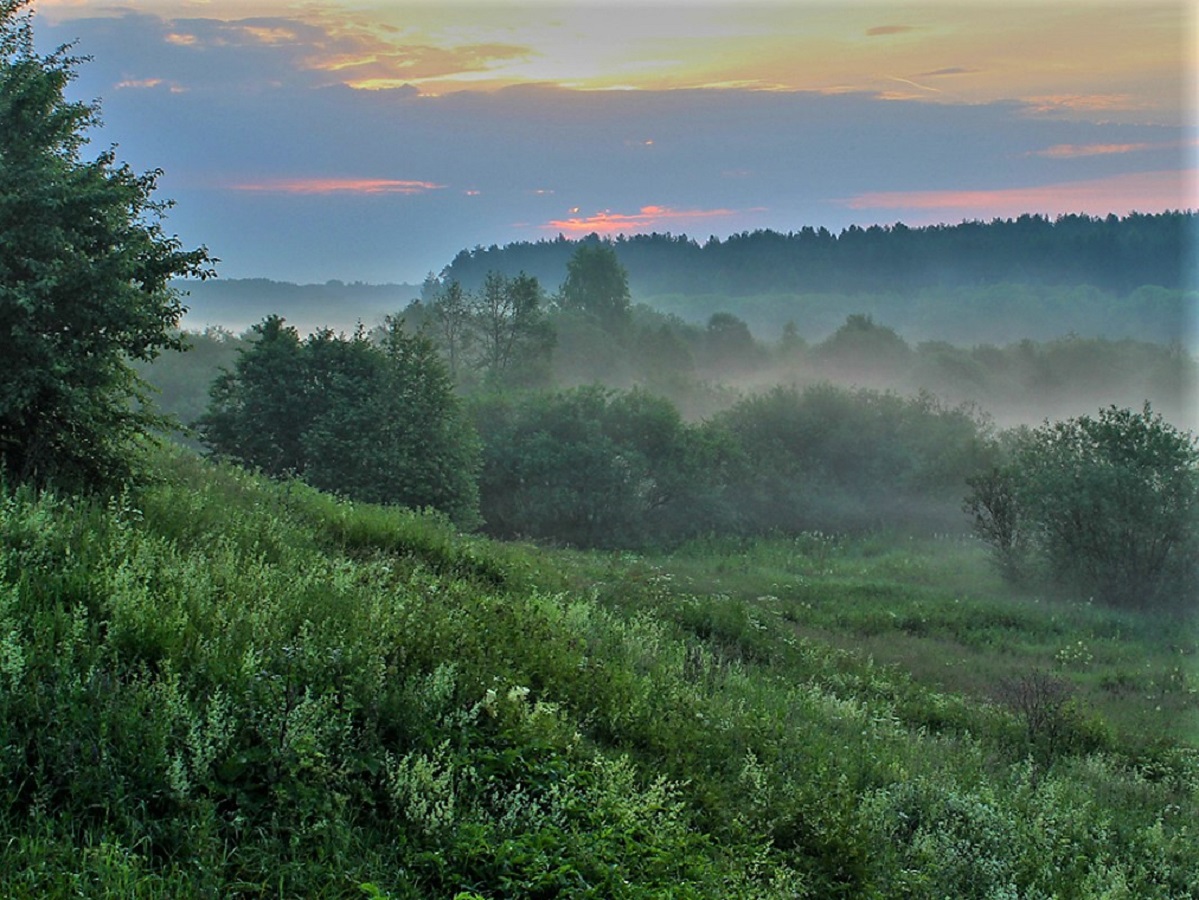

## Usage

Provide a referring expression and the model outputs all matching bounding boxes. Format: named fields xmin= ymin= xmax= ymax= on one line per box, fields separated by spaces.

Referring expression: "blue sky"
xmin=31 ymin=1 xmax=1198 ymax=284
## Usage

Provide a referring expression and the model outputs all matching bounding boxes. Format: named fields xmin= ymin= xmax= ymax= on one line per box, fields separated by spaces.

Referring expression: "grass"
xmin=1 ymin=447 xmax=1196 ymax=897
xmin=600 ymin=532 xmax=1199 ymax=750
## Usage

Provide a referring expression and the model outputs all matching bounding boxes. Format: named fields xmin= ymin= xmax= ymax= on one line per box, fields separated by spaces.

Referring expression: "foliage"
xmin=440 ymin=214 xmax=1195 ymax=301
xmin=557 ymin=242 xmax=632 ymax=336
xmin=471 ymin=386 xmax=729 ymax=547
xmin=713 ymin=383 xmax=994 ymax=534
xmin=200 ymin=316 xmax=480 ymax=526
xmin=1 ymin=449 xmax=1196 ymax=896
xmin=0 ymin=2 xmax=213 ymax=489
xmin=967 ymin=404 xmax=1199 ymax=609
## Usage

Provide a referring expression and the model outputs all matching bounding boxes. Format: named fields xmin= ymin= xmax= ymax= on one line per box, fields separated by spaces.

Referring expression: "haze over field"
xmin=33 ymin=0 xmax=1197 ymax=285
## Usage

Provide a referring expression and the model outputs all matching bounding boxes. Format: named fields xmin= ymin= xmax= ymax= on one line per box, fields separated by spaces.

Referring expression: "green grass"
xmin=1 ymin=447 xmax=1196 ymax=897
xmin=633 ymin=533 xmax=1199 ymax=748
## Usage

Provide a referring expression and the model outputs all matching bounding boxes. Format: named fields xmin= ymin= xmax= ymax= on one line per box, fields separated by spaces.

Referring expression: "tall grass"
xmin=1 ymin=447 xmax=1195 ymax=897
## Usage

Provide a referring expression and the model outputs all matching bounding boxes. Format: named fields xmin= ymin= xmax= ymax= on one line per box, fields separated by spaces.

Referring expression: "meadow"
xmin=2 ymin=445 xmax=1195 ymax=897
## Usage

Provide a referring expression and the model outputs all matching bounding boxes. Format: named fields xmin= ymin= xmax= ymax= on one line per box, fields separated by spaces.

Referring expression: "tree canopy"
xmin=0 ymin=1 xmax=214 ymax=488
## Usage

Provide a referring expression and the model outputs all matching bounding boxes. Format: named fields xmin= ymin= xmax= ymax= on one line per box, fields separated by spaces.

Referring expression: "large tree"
xmin=0 ymin=2 xmax=213 ymax=488
xmin=558 ymin=243 xmax=632 ymax=336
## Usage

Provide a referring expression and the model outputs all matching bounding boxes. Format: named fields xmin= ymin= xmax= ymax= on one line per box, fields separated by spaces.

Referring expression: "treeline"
xmin=439 ymin=212 xmax=1195 ymax=298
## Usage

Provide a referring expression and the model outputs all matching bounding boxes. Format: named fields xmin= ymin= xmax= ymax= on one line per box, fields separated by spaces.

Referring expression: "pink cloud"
xmin=229 ymin=177 xmax=445 ymax=195
xmin=843 ymin=170 xmax=1196 ymax=220
xmin=543 ymin=204 xmax=758 ymax=235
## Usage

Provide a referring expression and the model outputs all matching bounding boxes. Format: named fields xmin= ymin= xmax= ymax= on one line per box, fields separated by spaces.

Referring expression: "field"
xmin=2 ymin=446 xmax=1195 ymax=897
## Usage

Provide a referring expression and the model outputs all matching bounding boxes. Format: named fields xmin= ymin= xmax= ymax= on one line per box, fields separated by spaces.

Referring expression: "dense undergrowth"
xmin=1 ymin=446 xmax=1196 ymax=897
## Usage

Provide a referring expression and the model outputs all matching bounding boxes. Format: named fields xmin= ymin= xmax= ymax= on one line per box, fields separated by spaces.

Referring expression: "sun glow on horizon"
xmin=544 ymin=204 xmax=763 ymax=236
xmin=844 ymin=170 xmax=1197 ymax=222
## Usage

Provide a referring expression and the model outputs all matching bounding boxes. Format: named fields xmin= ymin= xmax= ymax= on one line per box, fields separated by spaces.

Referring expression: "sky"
xmin=28 ymin=0 xmax=1199 ymax=285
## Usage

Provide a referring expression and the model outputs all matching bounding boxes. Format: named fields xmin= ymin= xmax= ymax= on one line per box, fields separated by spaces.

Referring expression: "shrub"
xmin=967 ymin=404 xmax=1198 ymax=610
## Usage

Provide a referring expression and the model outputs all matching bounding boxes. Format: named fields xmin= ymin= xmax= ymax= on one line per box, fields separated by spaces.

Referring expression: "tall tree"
xmin=558 ymin=243 xmax=632 ymax=336
xmin=0 ymin=2 xmax=213 ymax=488
xmin=472 ymin=271 xmax=554 ymax=387
xmin=428 ymin=278 xmax=473 ymax=381
xmin=201 ymin=316 xmax=309 ymax=477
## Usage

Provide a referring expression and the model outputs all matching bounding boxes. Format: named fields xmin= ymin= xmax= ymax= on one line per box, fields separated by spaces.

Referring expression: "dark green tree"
xmin=201 ymin=317 xmax=480 ymax=527
xmin=558 ymin=243 xmax=632 ymax=336
xmin=200 ymin=316 xmax=309 ymax=477
xmin=471 ymin=386 xmax=723 ymax=546
xmin=0 ymin=2 xmax=213 ymax=488
xmin=428 ymin=278 xmax=473 ymax=381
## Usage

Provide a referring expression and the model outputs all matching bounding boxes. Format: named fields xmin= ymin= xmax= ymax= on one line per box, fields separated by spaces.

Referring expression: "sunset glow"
xmin=545 ymin=205 xmax=757 ymax=236
xmin=846 ymin=171 xmax=1197 ymax=221
xmin=28 ymin=0 xmax=1196 ymax=283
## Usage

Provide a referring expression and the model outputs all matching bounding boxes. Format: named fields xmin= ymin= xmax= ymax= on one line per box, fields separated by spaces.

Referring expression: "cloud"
xmin=115 ymin=77 xmax=163 ymax=89
xmin=1023 ymin=94 xmax=1142 ymax=115
xmin=320 ymin=43 xmax=533 ymax=90
xmin=866 ymin=25 xmax=915 ymax=37
xmin=228 ymin=178 xmax=445 ymax=195
xmin=543 ymin=205 xmax=760 ymax=236
xmin=918 ymin=67 xmax=978 ymax=77
xmin=842 ymin=170 xmax=1195 ymax=220
xmin=1028 ymin=140 xmax=1197 ymax=159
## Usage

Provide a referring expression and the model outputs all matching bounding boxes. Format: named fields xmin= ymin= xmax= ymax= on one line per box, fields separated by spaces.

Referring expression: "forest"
xmin=2 ymin=5 xmax=1198 ymax=897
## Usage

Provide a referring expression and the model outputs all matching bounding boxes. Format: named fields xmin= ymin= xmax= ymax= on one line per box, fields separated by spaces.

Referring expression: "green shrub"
xmin=967 ymin=404 xmax=1198 ymax=610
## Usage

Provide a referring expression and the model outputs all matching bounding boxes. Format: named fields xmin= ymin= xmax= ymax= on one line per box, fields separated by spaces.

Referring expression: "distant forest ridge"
xmin=174 ymin=212 xmax=1197 ymax=347
xmin=441 ymin=211 xmax=1196 ymax=297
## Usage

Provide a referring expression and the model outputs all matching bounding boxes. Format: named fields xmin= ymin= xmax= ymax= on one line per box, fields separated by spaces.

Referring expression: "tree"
xmin=967 ymin=405 xmax=1198 ymax=609
xmin=471 ymin=271 xmax=554 ymax=387
xmin=558 ymin=243 xmax=632 ymax=336
xmin=201 ymin=316 xmax=309 ymax=477
xmin=428 ymin=278 xmax=473 ymax=381
xmin=200 ymin=317 xmax=480 ymax=527
xmin=0 ymin=2 xmax=213 ymax=488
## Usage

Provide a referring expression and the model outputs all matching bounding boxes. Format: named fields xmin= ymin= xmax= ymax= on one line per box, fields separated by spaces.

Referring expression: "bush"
xmin=471 ymin=386 xmax=729 ymax=547
xmin=967 ymin=404 xmax=1198 ymax=610
xmin=714 ymin=383 xmax=993 ymax=534
xmin=200 ymin=316 xmax=481 ymax=527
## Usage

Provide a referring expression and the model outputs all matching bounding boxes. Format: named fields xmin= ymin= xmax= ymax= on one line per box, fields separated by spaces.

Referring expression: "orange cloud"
xmin=310 ymin=41 xmax=532 ymax=89
xmin=843 ymin=170 xmax=1195 ymax=220
xmin=866 ymin=25 xmax=916 ymax=36
xmin=543 ymin=204 xmax=758 ymax=235
xmin=229 ymin=177 xmax=445 ymax=195
xmin=240 ymin=25 xmax=301 ymax=45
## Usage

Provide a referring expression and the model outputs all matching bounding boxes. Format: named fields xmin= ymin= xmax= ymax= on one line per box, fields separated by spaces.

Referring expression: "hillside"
xmin=2 ymin=446 xmax=1195 ymax=897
